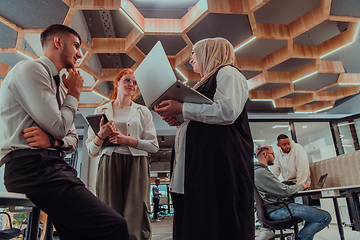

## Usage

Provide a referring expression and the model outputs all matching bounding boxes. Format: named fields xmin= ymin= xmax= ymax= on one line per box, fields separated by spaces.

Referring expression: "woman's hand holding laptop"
xmin=154 ymin=100 xmax=183 ymax=126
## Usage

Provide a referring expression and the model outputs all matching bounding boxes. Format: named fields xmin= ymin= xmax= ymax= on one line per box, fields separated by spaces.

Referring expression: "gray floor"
xmin=151 ymin=216 xmax=360 ymax=240
xmin=49 ymin=216 xmax=360 ymax=239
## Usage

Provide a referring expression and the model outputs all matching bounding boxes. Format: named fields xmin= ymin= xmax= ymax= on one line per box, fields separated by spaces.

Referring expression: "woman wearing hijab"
xmin=86 ymin=68 xmax=159 ymax=240
xmin=155 ymin=38 xmax=254 ymax=240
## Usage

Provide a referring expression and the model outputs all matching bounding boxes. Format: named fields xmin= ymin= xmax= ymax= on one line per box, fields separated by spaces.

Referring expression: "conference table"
xmin=0 ymin=191 xmax=40 ymax=240
xmin=293 ymin=185 xmax=360 ymax=240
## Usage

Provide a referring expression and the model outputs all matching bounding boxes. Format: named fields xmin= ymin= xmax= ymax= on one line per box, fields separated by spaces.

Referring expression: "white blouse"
xmin=170 ymin=66 xmax=249 ymax=194
xmin=86 ymin=101 xmax=159 ymax=158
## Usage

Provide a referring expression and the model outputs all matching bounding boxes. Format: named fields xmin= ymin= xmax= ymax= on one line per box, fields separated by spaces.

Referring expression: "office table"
xmin=293 ymin=185 xmax=360 ymax=240
xmin=0 ymin=192 xmax=40 ymax=240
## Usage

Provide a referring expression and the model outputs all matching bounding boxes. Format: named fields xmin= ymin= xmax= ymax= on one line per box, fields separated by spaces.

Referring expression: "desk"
xmin=294 ymin=185 xmax=360 ymax=240
xmin=0 ymin=192 xmax=40 ymax=240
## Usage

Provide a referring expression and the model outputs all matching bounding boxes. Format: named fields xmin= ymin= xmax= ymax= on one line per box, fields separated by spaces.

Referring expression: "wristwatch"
xmin=48 ymin=134 xmax=55 ymax=148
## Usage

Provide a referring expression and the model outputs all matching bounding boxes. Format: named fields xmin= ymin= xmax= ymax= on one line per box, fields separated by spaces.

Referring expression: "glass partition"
xmin=249 ymin=121 xmax=291 ymax=161
xmin=294 ymin=122 xmax=336 ymax=163
xmin=338 ymin=121 xmax=356 ymax=154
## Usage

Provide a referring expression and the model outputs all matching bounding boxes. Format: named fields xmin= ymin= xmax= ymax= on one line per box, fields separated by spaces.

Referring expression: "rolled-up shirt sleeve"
xmin=62 ymin=124 xmax=79 ymax=154
xmin=182 ymin=66 xmax=248 ymax=125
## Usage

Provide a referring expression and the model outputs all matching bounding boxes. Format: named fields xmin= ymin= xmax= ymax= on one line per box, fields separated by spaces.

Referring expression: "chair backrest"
xmin=254 ymin=187 xmax=271 ymax=225
xmin=254 ymin=187 xmax=303 ymax=230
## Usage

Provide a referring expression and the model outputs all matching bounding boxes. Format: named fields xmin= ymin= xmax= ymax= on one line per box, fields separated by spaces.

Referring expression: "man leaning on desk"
xmin=0 ymin=24 xmax=129 ymax=239
xmin=254 ymin=144 xmax=331 ymax=240
xmin=271 ymin=134 xmax=311 ymax=186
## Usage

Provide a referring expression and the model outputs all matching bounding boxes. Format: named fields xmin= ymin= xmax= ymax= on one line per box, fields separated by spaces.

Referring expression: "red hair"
xmin=111 ymin=68 xmax=135 ymax=100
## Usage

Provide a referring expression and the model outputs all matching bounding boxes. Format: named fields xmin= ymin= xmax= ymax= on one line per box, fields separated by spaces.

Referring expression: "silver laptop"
xmin=134 ymin=41 xmax=213 ymax=124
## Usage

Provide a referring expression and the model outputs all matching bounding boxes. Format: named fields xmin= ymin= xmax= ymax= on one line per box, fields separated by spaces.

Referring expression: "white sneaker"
xmin=154 ymin=219 xmax=161 ymax=222
xmin=255 ymin=228 xmax=275 ymax=240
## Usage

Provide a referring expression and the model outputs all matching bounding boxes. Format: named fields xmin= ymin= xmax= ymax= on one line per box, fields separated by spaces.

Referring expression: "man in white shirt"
xmin=271 ymin=134 xmax=311 ymax=186
xmin=0 ymin=24 xmax=128 ymax=239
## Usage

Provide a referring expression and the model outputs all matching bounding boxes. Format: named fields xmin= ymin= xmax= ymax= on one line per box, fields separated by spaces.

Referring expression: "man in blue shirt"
xmin=152 ymin=179 xmax=162 ymax=222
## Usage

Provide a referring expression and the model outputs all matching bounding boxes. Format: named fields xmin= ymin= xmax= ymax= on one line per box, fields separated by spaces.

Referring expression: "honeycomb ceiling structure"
xmin=1 ymin=0 xmax=360 ymax=114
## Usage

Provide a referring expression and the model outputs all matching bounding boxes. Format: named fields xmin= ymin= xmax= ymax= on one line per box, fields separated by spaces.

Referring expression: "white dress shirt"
xmin=0 ymin=56 xmax=79 ymax=163
xmin=271 ymin=140 xmax=311 ymax=186
xmin=86 ymin=101 xmax=159 ymax=158
xmin=170 ymin=66 xmax=249 ymax=194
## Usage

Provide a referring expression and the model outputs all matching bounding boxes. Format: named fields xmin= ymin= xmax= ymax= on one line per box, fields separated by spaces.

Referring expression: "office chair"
xmin=0 ymin=212 xmax=22 ymax=239
xmin=254 ymin=187 xmax=302 ymax=240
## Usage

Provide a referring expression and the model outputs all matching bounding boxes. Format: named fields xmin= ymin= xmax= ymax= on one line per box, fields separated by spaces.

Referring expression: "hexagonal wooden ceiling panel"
xmin=1 ymin=0 xmax=360 ymax=114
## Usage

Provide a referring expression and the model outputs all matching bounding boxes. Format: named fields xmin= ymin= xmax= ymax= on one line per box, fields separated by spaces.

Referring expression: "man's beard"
xmin=281 ymin=147 xmax=290 ymax=153
xmin=60 ymin=44 xmax=74 ymax=69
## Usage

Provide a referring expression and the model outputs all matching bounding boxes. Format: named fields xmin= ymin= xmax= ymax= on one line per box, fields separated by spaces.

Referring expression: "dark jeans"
xmin=4 ymin=151 xmax=129 ymax=240
xmin=268 ymin=203 xmax=331 ymax=240
xmin=153 ymin=198 xmax=160 ymax=219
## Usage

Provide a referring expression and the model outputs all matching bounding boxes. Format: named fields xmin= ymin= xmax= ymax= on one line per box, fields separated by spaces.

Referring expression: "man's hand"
xmin=62 ymin=67 xmax=84 ymax=101
xmin=23 ymin=126 xmax=51 ymax=149
xmin=154 ymin=100 xmax=183 ymax=118
xmin=300 ymin=183 xmax=310 ymax=190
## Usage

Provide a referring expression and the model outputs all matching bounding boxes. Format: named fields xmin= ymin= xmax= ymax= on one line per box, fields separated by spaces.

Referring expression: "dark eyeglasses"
xmin=263 ymin=152 xmax=275 ymax=157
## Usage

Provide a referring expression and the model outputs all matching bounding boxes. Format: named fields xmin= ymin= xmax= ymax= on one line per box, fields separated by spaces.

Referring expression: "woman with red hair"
xmin=86 ymin=68 xmax=159 ymax=240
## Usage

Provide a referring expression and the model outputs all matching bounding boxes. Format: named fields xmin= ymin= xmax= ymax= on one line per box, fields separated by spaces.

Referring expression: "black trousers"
xmin=4 ymin=151 xmax=129 ymax=240
xmin=171 ymin=192 xmax=184 ymax=240
xmin=153 ymin=198 xmax=160 ymax=219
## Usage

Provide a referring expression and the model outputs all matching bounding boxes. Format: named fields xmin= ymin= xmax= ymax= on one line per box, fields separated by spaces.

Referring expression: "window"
xmin=294 ymin=122 xmax=336 ymax=163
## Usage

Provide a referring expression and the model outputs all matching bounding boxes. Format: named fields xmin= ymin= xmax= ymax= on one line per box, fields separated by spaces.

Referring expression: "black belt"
xmin=3 ymin=149 xmax=65 ymax=162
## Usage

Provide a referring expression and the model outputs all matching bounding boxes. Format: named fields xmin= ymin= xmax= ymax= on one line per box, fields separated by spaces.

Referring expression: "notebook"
xmin=134 ymin=41 xmax=213 ymax=124
xmin=85 ymin=114 xmax=118 ymax=147
xmin=316 ymin=173 xmax=328 ymax=189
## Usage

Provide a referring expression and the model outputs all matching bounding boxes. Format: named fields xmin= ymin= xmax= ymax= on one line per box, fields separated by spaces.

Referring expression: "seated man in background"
xmin=271 ymin=134 xmax=311 ymax=186
xmin=254 ymin=144 xmax=331 ymax=240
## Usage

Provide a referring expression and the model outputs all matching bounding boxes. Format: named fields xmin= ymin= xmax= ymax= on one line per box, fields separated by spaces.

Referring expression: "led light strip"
xmin=17 ymin=50 xmax=35 ymax=60
xmin=119 ymin=8 xmax=144 ymax=34
xmin=175 ymin=68 xmax=188 ymax=83
xmin=234 ymin=37 xmax=256 ymax=52
xmin=251 ymin=99 xmax=276 ymax=108
xmin=313 ymin=106 xmax=333 ymax=113
xmin=92 ymin=90 xmax=110 ymax=101
xmin=292 ymin=71 xmax=317 ymax=83
xmin=320 ymin=22 xmax=360 ymax=59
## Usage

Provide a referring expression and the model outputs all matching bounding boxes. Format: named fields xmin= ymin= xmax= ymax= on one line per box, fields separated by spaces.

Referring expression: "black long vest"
xmin=182 ymin=65 xmax=254 ymax=239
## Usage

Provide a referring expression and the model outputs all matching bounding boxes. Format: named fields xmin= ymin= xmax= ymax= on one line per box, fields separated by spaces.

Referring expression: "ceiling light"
xmin=251 ymin=99 xmax=276 ymax=108
xmin=234 ymin=37 xmax=256 ymax=52
xmin=272 ymin=125 xmax=289 ymax=129
xmin=313 ymin=106 xmax=333 ymax=113
xmin=338 ymin=82 xmax=360 ymax=85
xmin=119 ymin=8 xmax=144 ymax=34
xmin=253 ymin=139 xmax=265 ymax=143
xmin=294 ymin=111 xmax=313 ymax=114
xmin=175 ymin=68 xmax=188 ymax=83
xmin=337 ymin=122 xmax=354 ymax=127
xmin=302 ymin=126 xmax=307 ymax=128
xmin=17 ymin=50 xmax=35 ymax=60
xmin=92 ymin=90 xmax=110 ymax=100
xmin=292 ymin=72 xmax=317 ymax=83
